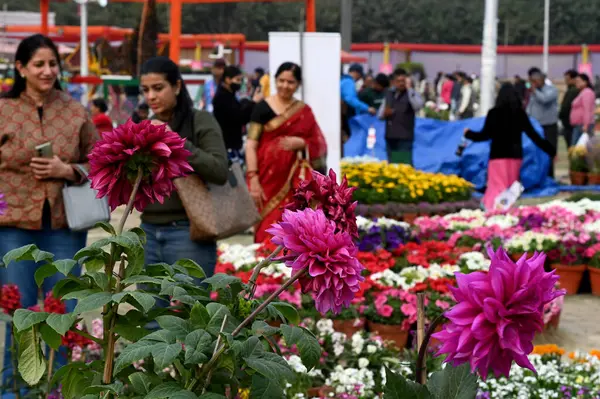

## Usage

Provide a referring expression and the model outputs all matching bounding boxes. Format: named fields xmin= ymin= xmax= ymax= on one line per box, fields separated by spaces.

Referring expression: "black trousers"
xmin=561 ymin=123 xmax=573 ymax=148
xmin=542 ymin=123 xmax=558 ymax=178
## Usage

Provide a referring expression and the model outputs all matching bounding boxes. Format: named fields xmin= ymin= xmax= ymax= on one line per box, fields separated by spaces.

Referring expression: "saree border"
xmin=260 ymin=157 xmax=310 ymax=218
xmin=263 ymin=100 xmax=306 ymax=132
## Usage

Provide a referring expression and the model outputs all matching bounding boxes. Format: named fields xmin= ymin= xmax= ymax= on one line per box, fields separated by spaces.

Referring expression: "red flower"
xmin=43 ymin=293 xmax=66 ymax=314
xmin=62 ymin=330 xmax=93 ymax=349
xmin=215 ymin=262 xmax=235 ymax=274
xmin=88 ymin=119 xmax=193 ymax=212
xmin=0 ymin=284 xmax=21 ymax=314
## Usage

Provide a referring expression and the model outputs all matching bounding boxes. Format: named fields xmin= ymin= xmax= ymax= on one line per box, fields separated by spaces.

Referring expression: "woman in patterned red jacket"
xmin=0 ymin=35 xmax=98 ymax=383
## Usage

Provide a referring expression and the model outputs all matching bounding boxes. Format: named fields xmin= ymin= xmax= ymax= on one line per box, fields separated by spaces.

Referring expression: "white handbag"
xmin=62 ymin=165 xmax=110 ymax=231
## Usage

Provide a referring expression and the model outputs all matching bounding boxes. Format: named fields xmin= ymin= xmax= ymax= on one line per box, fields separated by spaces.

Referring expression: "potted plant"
xmin=585 ymin=243 xmax=600 ymax=296
xmin=547 ymin=240 xmax=587 ymax=295
xmin=568 ymin=145 xmax=589 ymax=185
xmin=330 ymin=302 xmax=366 ymax=338
xmin=364 ymin=289 xmax=416 ymax=349
xmin=586 ymin=135 xmax=600 ymax=185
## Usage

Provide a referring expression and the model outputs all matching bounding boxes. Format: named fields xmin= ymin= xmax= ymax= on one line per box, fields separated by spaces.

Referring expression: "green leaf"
xmin=147 ymin=262 xmax=175 ymax=277
xmin=53 ymin=259 xmax=78 ymax=276
xmin=46 ymin=313 xmax=77 ymax=336
xmin=34 ymin=263 xmax=58 ymax=287
xmin=203 ymin=274 xmax=241 ymax=290
xmin=155 ymin=316 xmax=193 ymax=339
xmin=13 ymin=309 xmax=49 ymax=332
xmin=280 ymin=325 xmax=321 ymax=370
xmin=184 ymin=329 xmax=213 ymax=365
xmin=190 ymin=302 xmax=211 ymax=329
xmin=84 ymin=381 xmax=125 ymax=395
xmin=87 ymin=272 xmax=109 ymax=291
xmin=206 ymin=304 xmax=238 ymax=336
xmin=198 ymin=395 xmax=226 ymax=399
xmin=62 ymin=289 xmax=102 ymax=301
xmin=250 ymin=374 xmax=285 ymax=398
xmin=74 ymin=292 xmax=113 ymax=314
xmin=384 ymin=367 xmax=431 ymax=399
xmin=170 ymin=391 xmax=199 ymax=399
xmin=251 ymin=321 xmax=279 ymax=337
xmin=129 ymin=226 xmax=147 ymax=244
xmin=113 ymin=322 xmax=150 ymax=342
xmin=151 ymin=342 xmax=182 ymax=369
xmin=95 ymin=221 xmax=116 ymax=235
xmin=126 ymin=292 xmax=156 ymax=313
xmin=17 ymin=327 xmax=46 ymax=385
xmin=83 ymin=257 xmax=107 ymax=273
xmin=3 ymin=244 xmax=54 ymax=266
xmin=244 ymin=352 xmax=295 ymax=382
xmin=174 ymin=259 xmax=206 ymax=279
xmin=73 ymin=246 xmax=106 ymax=262
xmin=142 ymin=329 xmax=177 ymax=344
xmin=240 ymin=336 xmax=264 ymax=359
xmin=122 ymin=275 xmax=163 ymax=285
xmin=114 ymin=341 xmax=153 ymax=374
xmin=144 ymin=382 xmax=182 ymax=399
xmin=427 ymin=363 xmax=478 ymax=399
xmin=129 ymin=372 xmax=153 ymax=395
xmin=271 ymin=302 xmax=300 ymax=324
xmin=61 ymin=367 xmax=89 ymax=399
xmin=40 ymin=324 xmax=62 ymax=350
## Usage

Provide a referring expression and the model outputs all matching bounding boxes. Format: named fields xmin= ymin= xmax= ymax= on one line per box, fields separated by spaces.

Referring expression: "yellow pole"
xmin=582 ymin=44 xmax=589 ymax=64
xmin=195 ymin=42 xmax=202 ymax=62
xmin=383 ymin=42 xmax=390 ymax=65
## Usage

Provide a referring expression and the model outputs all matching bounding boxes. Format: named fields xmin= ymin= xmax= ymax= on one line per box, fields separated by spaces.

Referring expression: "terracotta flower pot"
xmin=552 ymin=264 xmax=586 ymax=295
xmin=367 ymin=321 xmax=409 ymax=349
xmin=588 ymin=267 xmax=600 ymax=296
xmin=456 ymin=246 xmax=473 ymax=255
xmin=510 ymin=252 xmax=527 ymax=262
xmin=589 ymin=173 xmax=600 ymax=186
xmin=333 ymin=318 xmax=366 ymax=338
xmin=570 ymin=171 xmax=588 ymax=186
xmin=403 ymin=213 xmax=418 ymax=224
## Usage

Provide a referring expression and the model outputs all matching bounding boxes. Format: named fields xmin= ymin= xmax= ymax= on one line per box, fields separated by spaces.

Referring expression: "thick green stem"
xmin=10 ymin=327 xmax=20 ymax=399
xmin=415 ymin=314 xmax=446 ymax=385
xmin=116 ymin=167 xmax=144 ymax=235
xmin=46 ymin=349 xmax=55 ymax=398
xmin=103 ymin=256 xmax=126 ymax=385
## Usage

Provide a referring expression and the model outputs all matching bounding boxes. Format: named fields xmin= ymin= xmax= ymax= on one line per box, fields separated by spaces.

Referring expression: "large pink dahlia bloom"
xmin=432 ymin=248 xmax=565 ymax=379
xmin=266 ymin=208 xmax=364 ymax=315
xmin=286 ymin=169 xmax=358 ymax=238
xmin=88 ymin=119 xmax=193 ymax=211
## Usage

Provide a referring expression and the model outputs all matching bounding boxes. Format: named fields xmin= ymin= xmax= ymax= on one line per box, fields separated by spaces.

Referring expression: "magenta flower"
xmin=287 ymin=169 xmax=358 ymax=238
xmin=266 ymin=208 xmax=364 ymax=315
xmin=0 ymin=193 xmax=6 ymax=215
xmin=432 ymin=248 xmax=565 ymax=379
xmin=88 ymin=119 xmax=193 ymax=211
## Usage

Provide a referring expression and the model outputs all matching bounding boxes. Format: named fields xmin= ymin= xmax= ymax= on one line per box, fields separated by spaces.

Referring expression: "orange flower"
xmin=532 ymin=344 xmax=565 ymax=356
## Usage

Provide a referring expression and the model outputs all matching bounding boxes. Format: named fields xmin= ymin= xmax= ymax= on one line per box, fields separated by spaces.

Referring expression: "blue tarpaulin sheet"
xmin=344 ymin=114 xmax=560 ymax=197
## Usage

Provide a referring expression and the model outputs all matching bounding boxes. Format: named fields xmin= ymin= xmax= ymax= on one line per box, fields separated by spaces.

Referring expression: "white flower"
xmin=459 ymin=251 xmax=491 ymax=271
xmin=358 ymin=358 xmax=370 ymax=368
xmin=217 ymin=243 xmax=261 ymax=268
xmin=316 ymin=319 xmax=335 ymax=336
xmin=286 ymin=355 xmax=308 ymax=374
xmin=485 ymin=214 xmax=519 ymax=229
xmin=366 ymin=345 xmax=377 ymax=354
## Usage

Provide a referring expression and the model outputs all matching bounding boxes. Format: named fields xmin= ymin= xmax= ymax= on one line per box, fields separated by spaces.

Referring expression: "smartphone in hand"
xmin=35 ymin=142 xmax=53 ymax=158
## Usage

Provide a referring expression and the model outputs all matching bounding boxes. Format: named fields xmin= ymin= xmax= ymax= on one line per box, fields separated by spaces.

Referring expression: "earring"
xmin=175 ymin=91 xmax=180 ymax=96
xmin=20 ymin=74 xmax=25 ymax=79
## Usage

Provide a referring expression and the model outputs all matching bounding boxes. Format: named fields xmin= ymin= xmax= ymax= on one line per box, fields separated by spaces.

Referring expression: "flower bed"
xmin=341 ymin=161 xmax=474 ymax=207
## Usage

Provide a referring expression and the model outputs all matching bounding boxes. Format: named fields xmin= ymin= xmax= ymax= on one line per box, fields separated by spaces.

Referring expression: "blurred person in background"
xmin=359 ymin=73 xmax=389 ymax=109
xmin=0 ymin=34 xmax=99 ymax=383
xmin=570 ymin=73 xmax=596 ymax=146
xmin=458 ymin=76 xmax=475 ymax=119
xmin=131 ymin=102 xmax=149 ymax=123
xmin=90 ymin=98 xmax=113 ymax=134
xmin=202 ymin=58 xmax=226 ymax=113
xmin=440 ymin=74 xmax=454 ymax=106
xmin=559 ymin=69 xmax=580 ymax=148
xmin=527 ymin=67 xmax=558 ymax=177
xmin=450 ymin=71 xmax=464 ymax=118
xmin=513 ymin=75 xmax=527 ymax=103
xmin=212 ymin=65 xmax=263 ymax=162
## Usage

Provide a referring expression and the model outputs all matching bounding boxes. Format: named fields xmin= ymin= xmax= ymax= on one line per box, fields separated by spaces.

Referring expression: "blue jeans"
xmin=572 ymin=124 xmax=594 ymax=147
xmin=141 ymin=221 xmax=217 ymax=278
xmin=0 ymin=213 xmax=86 ymax=390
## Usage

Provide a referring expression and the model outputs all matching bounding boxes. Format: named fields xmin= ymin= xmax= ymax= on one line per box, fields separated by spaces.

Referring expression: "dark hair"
xmin=254 ymin=67 xmax=265 ymax=76
xmin=393 ymin=68 xmax=407 ymax=77
xmin=565 ymin=69 xmax=579 ymax=79
xmin=92 ymin=98 xmax=108 ymax=113
xmin=137 ymin=103 xmax=149 ymax=111
xmin=528 ymin=67 xmax=542 ymax=77
xmin=578 ymin=73 xmax=593 ymax=89
xmin=495 ymin=83 xmax=523 ymax=112
xmin=4 ymin=34 xmax=62 ymax=99
xmin=140 ymin=56 xmax=193 ymax=117
xmin=374 ymin=73 xmax=390 ymax=88
xmin=275 ymin=62 xmax=302 ymax=82
xmin=223 ymin=65 xmax=242 ymax=80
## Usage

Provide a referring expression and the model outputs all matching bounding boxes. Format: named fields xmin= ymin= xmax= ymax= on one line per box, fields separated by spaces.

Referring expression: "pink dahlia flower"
xmin=266 ymin=208 xmax=364 ymax=315
xmin=432 ymin=248 xmax=565 ymax=379
xmin=287 ymin=169 xmax=358 ymax=238
xmin=0 ymin=193 xmax=6 ymax=215
xmin=88 ymin=119 xmax=193 ymax=211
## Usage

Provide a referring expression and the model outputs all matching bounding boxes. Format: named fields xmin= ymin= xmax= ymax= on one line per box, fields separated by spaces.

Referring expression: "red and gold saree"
xmin=250 ymin=101 xmax=327 ymax=243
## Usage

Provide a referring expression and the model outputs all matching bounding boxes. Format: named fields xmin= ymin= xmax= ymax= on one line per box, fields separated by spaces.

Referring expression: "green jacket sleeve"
xmin=186 ymin=110 xmax=229 ymax=185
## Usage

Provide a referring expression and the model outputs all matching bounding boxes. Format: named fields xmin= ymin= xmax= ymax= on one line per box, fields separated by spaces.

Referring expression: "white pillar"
xmin=479 ymin=0 xmax=498 ymax=116
xmin=80 ymin=0 xmax=88 ymax=106
xmin=542 ymin=0 xmax=550 ymax=73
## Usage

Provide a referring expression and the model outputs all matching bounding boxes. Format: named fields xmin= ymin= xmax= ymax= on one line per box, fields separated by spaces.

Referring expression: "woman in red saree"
xmin=245 ymin=62 xmax=327 ymax=243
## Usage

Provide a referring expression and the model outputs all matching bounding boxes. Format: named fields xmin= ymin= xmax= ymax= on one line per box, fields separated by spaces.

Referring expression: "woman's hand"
xmin=30 ymin=156 xmax=75 ymax=180
xmin=280 ymin=137 xmax=306 ymax=151
xmin=463 ymin=127 xmax=469 ymax=136
xmin=249 ymin=176 xmax=266 ymax=208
